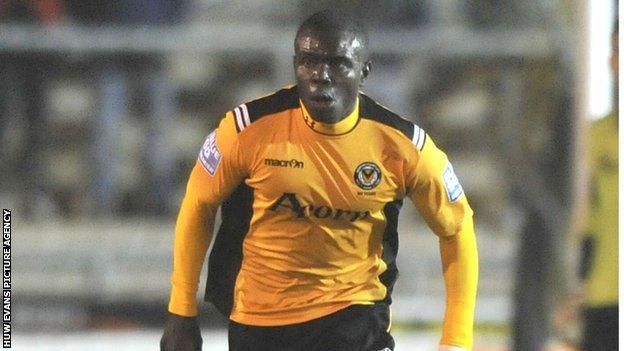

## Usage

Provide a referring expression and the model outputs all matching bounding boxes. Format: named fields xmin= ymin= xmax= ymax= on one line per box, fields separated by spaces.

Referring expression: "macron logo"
xmin=264 ymin=158 xmax=304 ymax=169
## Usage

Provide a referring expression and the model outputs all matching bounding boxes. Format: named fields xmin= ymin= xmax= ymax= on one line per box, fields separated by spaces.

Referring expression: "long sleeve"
xmin=167 ymin=112 xmax=248 ymax=316
xmin=406 ymin=133 xmax=478 ymax=350
xmin=439 ymin=217 xmax=478 ymax=348
xmin=168 ymin=163 xmax=220 ymax=316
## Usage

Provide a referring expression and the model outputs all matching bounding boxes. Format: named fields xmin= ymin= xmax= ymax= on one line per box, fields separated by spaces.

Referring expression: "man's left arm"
xmin=438 ymin=216 xmax=478 ymax=349
xmin=406 ymin=133 xmax=479 ymax=351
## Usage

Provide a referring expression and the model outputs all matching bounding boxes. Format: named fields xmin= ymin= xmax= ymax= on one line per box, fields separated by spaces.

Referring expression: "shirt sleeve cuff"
xmin=168 ymin=287 xmax=198 ymax=316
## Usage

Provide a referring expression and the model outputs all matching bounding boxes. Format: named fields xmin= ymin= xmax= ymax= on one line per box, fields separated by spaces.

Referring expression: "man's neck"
xmin=300 ymin=99 xmax=360 ymax=135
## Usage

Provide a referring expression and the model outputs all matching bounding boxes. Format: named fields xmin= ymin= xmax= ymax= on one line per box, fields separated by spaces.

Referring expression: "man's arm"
xmin=161 ymin=112 xmax=247 ymax=351
xmin=439 ymin=217 xmax=478 ymax=349
xmin=161 ymin=162 xmax=219 ymax=351
xmin=168 ymin=164 xmax=219 ymax=317
xmin=406 ymin=132 xmax=478 ymax=351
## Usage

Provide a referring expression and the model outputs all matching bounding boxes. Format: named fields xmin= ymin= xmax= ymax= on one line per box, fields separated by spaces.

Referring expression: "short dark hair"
xmin=295 ymin=9 xmax=369 ymax=51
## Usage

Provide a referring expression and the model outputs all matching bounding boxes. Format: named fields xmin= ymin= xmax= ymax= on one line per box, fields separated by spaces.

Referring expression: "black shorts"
xmin=581 ymin=305 xmax=618 ymax=351
xmin=228 ymin=303 xmax=395 ymax=351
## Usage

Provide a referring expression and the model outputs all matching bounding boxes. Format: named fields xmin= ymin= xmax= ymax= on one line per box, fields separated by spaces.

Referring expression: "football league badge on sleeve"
xmin=198 ymin=130 xmax=221 ymax=175
xmin=442 ymin=162 xmax=464 ymax=202
xmin=354 ymin=162 xmax=382 ymax=190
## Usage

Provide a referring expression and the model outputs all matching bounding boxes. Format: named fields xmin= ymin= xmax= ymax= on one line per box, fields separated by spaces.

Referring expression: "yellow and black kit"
xmin=168 ymin=86 xmax=478 ymax=348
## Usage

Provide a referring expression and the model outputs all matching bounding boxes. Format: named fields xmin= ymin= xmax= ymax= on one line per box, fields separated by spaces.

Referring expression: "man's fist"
xmin=160 ymin=313 xmax=202 ymax=351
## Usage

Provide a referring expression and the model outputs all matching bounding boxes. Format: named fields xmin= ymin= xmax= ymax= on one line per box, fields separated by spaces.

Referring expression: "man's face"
xmin=294 ymin=29 xmax=370 ymax=123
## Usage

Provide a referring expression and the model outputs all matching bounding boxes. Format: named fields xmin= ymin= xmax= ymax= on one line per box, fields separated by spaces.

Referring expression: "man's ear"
xmin=360 ymin=60 xmax=372 ymax=86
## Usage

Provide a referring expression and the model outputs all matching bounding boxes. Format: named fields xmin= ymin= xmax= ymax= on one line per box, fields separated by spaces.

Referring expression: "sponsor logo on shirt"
xmin=198 ymin=130 xmax=221 ymax=175
xmin=354 ymin=162 xmax=382 ymax=190
xmin=268 ymin=193 xmax=370 ymax=222
xmin=264 ymin=158 xmax=304 ymax=168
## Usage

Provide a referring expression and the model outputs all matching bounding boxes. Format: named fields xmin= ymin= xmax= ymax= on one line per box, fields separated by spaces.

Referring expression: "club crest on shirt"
xmin=442 ymin=162 xmax=464 ymax=202
xmin=354 ymin=162 xmax=382 ymax=190
xmin=198 ymin=130 xmax=221 ymax=175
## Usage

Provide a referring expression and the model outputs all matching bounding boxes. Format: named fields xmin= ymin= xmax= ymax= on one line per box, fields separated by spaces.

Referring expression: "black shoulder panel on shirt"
xmin=359 ymin=93 xmax=414 ymax=140
xmin=379 ymin=198 xmax=404 ymax=304
xmin=245 ymin=86 xmax=300 ymax=122
xmin=204 ymin=183 xmax=253 ymax=316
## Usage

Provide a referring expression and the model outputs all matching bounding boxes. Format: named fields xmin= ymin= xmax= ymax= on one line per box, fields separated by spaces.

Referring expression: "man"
xmin=161 ymin=10 xmax=478 ymax=351
xmin=578 ymin=20 xmax=618 ymax=351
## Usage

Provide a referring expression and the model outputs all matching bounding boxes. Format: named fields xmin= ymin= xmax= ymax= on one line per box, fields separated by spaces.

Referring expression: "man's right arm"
xmin=161 ymin=112 xmax=247 ymax=350
xmin=168 ymin=163 xmax=220 ymax=317
xmin=160 ymin=162 xmax=219 ymax=351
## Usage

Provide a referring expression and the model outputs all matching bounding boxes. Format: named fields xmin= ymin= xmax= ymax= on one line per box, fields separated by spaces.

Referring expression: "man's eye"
xmin=330 ymin=59 xmax=349 ymax=69
xmin=299 ymin=58 xmax=313 ymax=67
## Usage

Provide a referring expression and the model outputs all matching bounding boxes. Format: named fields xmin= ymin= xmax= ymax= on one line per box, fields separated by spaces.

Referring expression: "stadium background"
xmin=0 ymin=1 xmax=616 ymax=350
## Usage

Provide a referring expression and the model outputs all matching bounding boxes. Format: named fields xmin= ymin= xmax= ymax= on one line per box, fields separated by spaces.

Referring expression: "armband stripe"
xmin=412 ymin=124 xmax=426 ymax=150
xmin=233 ymin=104 xmax=252 ymax=133
xmin=240 ymin=104 xmax=251 ymax=127
xmin=234 ymin=106 xmax=245 ymax=133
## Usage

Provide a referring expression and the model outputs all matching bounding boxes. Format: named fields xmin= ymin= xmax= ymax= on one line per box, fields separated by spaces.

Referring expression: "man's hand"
xmin=438 ymin=345 xmax=467 ymax=351
xmin=160 ymin=313 xmax=202 ymax=351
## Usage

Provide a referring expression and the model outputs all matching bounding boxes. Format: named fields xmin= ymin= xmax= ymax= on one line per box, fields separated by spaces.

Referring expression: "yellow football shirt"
xmin=584 ymin=113 xmax=618 ymax=307
xmin=168 ymin=86 xmax=478 ymax=348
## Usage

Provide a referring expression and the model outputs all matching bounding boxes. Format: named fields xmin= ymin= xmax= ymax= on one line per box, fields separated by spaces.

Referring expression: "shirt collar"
xmin=299 ymin=99 xmax=360 ymax=135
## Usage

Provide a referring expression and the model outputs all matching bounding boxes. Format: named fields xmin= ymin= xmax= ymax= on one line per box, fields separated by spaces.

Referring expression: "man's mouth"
xmin=310 ymin=93 xmax=334 ymax=103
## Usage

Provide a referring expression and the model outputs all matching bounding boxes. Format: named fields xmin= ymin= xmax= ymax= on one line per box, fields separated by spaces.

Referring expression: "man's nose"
xmin=311 ymin=63 xmax=331 ymax=83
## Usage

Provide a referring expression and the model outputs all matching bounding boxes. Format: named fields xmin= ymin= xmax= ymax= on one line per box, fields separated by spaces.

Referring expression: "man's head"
xmin=294 ymin=10 xmax=372 ymax=124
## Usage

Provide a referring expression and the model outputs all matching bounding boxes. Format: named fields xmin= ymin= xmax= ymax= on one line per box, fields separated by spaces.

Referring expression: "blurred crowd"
xmin=1 ymin=0 xmax=553 ymax=221
xmin=1 ymin=3 xmax=616 ymax=349
xmin=0 ymin=1 xmax=188 ymax=26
